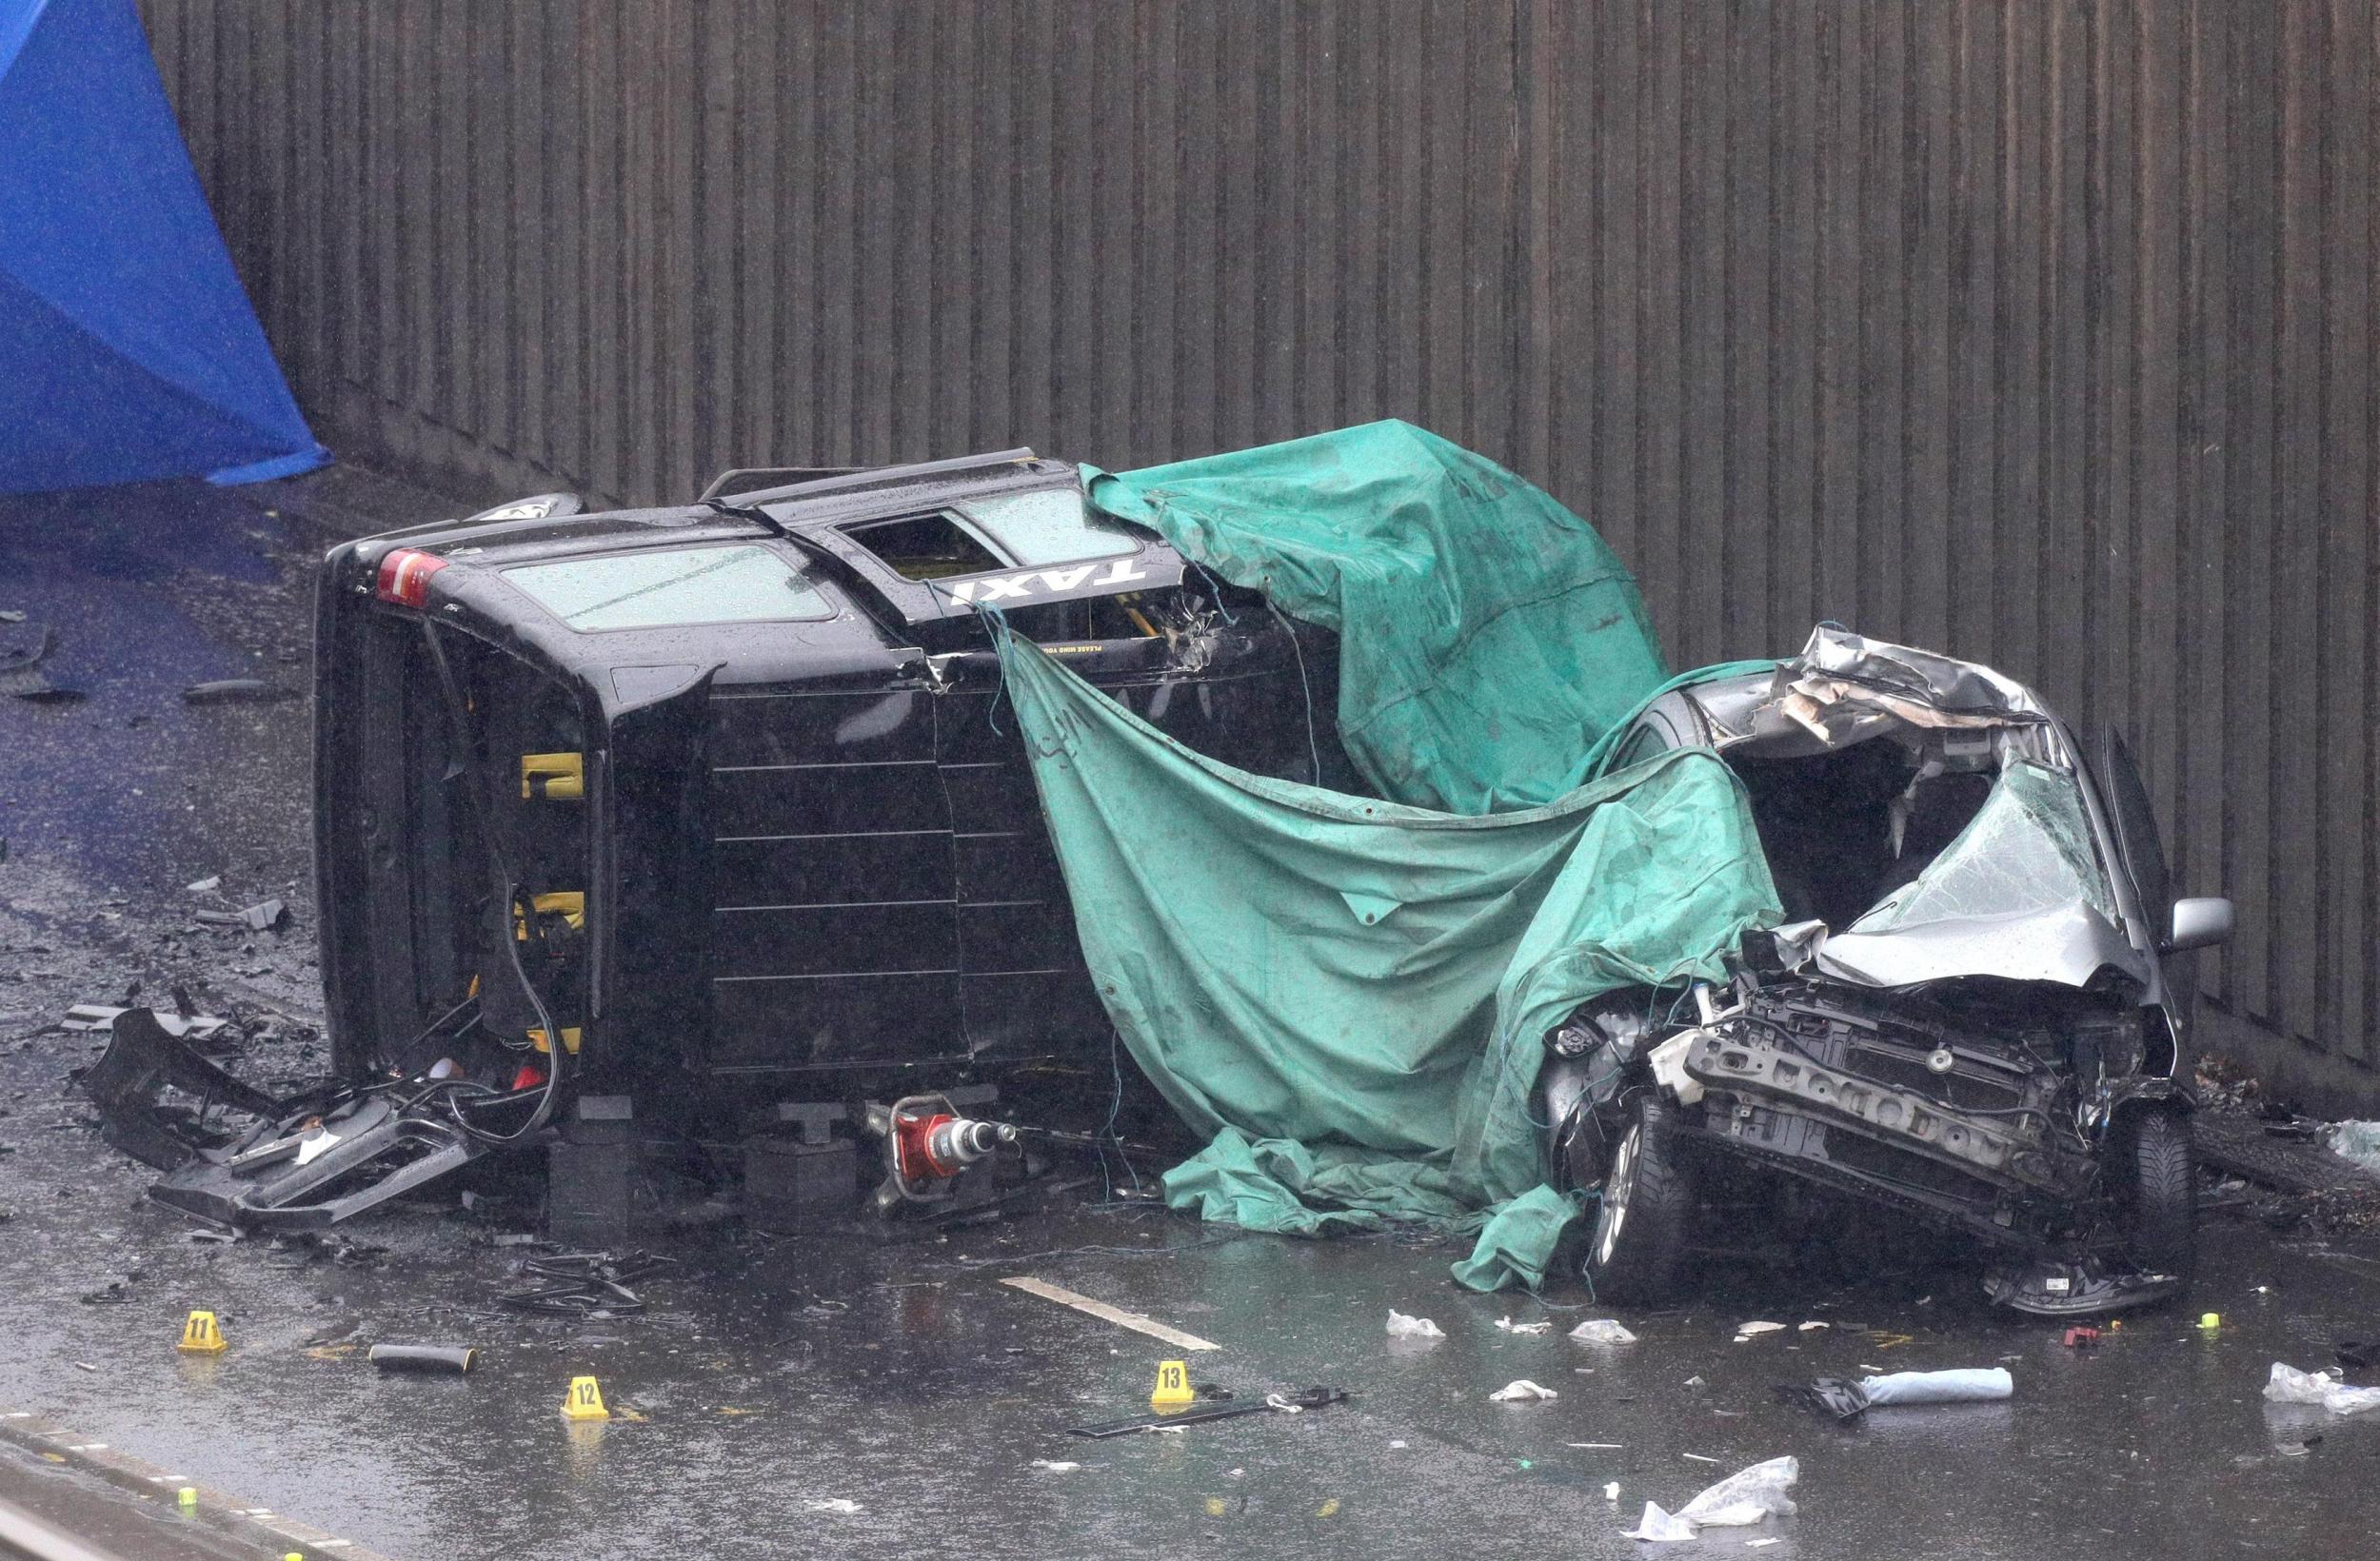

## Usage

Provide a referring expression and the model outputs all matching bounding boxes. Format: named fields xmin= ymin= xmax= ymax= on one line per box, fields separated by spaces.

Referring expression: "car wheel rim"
xmin=1596 ymin=1122 xmax=1638 ymax=1267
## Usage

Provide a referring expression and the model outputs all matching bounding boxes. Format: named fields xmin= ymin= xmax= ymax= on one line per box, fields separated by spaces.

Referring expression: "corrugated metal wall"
xmin=140 ymin=1 xmax=2379 ymax=1092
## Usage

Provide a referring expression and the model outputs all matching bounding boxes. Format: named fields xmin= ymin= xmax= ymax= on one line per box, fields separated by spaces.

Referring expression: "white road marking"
xmin=999 ymin=1277 xmax=1220 ymax=1352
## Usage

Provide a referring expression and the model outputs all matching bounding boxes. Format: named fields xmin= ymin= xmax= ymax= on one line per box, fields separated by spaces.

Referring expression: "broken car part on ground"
xmin=76 ymin=421 xmax=2231 ymax=1317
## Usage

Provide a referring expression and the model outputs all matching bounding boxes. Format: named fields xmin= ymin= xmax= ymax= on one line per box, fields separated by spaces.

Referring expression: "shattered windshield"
xmin=1848 ymin=761 xmax=2117 ymax=933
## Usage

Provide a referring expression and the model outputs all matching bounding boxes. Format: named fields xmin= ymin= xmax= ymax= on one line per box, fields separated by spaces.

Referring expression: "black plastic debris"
xmin=496 ymin=1251 xmax=675 ymax=1316
xmin=1775 ymin=1378 xmax=1871 ymax=1421
xmin=79 ymin=1009 xmax=490 ymax=1230
xmin=78 ymin=1007 xmax=282 ymax=1173
xmin=1066 ymin=1386 xmax=1349 ymax=1439
xmin=182 ymin=677 xmax=295 ymax=705
xmin=1980 ymin=1258 xmax=2184 ymax=1316
xmin=368 ymin=1344 xmax=479 ymax=1375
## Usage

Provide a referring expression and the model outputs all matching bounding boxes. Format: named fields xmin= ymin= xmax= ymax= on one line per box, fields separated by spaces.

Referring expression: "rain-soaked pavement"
xmin=6 ymin=478 xmax=2380 ymax=1560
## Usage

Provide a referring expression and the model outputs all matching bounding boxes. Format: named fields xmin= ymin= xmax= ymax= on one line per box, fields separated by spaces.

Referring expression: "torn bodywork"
xmin=1545 ymin=627 xmax=2231 ymax=1314
xmin=80 ymin=1007 xmax=493 ymax=1230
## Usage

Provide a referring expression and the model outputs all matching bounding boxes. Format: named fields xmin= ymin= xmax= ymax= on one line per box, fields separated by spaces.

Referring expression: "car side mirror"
xmin=2164 ymin=897 xmax=2233 ymax=954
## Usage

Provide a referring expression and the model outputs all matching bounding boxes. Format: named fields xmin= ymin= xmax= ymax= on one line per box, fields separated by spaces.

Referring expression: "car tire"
xmin=2120 ymin=1110 xmax=2196 ymax=1278
xmin=1581 ymin=1095 xmax=1696 ymax=1305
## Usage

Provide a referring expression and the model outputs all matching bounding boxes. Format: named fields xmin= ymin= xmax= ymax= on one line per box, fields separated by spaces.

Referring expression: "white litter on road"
xmin=2265 ymin=1362 xmax=2380 ymax=1415
xmin=1733 ymin=1321 xmax=1787 ymax=1342
xmin=803 ymin=1499 xmax=863 ymax=1514
xmin=1570 ymin=1318 xmax=1637 ymax=1344
xmin=1489 ymin=1379 xmax=1559 ymax=1402
xmin=1624 ymin=1456 xmax=1799 ymax=1543
xmin=1028 ymin=1460 xmax=1081 ymax=1472
xmin=1626 ymin=1503 xmax=1698 ymax=1542
xmin=1496 ymin=1316 xmax=1554 ymax=1334
xmin=1386 ymin=1309 xmax=1447 ymax=1339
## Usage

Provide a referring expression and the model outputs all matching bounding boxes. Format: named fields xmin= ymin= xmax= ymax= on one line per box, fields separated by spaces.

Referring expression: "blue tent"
xmin=0 ymin=0 xmax=326 ymax=493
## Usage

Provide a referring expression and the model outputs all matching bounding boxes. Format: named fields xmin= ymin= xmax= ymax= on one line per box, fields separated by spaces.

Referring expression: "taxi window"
xmin=505 ymin=543 xmax=832 ymax=631
xmin=956 ymin=488 xmax=1140 ymax=566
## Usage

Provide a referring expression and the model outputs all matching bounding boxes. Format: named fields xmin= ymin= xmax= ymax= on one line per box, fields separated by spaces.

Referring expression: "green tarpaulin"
xmin=1084 ymin=421 xmax=1669 ymax=816
xmin=990 ymin=624 xmax=1781 ymax=1289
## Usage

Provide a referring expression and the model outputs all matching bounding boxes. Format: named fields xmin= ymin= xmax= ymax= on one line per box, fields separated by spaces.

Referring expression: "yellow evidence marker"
xmin=563 ymin=1374 xmax=611 ymax=1420
xmin=178 ymin=1311 xmax=228 ymax=1354
xmin=1151 ymin=1359 xmax=1196 ymax=1409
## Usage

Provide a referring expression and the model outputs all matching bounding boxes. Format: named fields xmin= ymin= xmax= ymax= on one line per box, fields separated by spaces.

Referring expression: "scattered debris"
xmin=1623 ymin=1455 xmax=1798 ymax=1543
xmin=1488 ymin=1379 xmax=1558 ymax=1402
xmin=1796 ymin=1321 xmax=1830 ymax=1333
xmin=2063 ymin=1327 xmax=2101 ymax=1349
xmin=1067 ymin=1386 xmax=1347 ymax=1439
xmin=1855 ymin=1368 xmax=2014 ymax=1405
xmin=1028 ymin=1459 xmax=1081 ymax=1472
xmin=1733 ymin=1321 xmax=1786 ymax=1342
xmin=2329 ymin=1122 xmax=2380 ymax=1176
xmin=1783 ymin=1367 xmax=2013 ymax=1420
xmin=1570 ymin=1319 xmax=1637 ymax=1344
xmin=185 ymin=876 xmax=222 ymax=894
xmin=181 ymin=677 xmax=295 ymax=705
xmin=367 ymin=1344 xmax=478 ymax=1375
xmin=803 ymin=1499 xmax=863 ymax=1514
xmin=1385 ymin=1309 xmax=1446 ymax=1340
xmin=62 ymin=1003 xmax=224 ymax=1040
xmin=498 ymin=1252 xmax=674 ymax=1316
xmin=194 ymin=899 xmax=288 ymax=932
xmin=1496 ymin=1316 xmax=1554 ymax=1335
xmin=2265 ymin=1363 xmax=2380 ymax=1415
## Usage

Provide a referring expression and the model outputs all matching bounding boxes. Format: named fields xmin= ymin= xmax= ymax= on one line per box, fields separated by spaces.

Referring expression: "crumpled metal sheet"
xmin=1793 ymin=624 xmax=2047 ymax=719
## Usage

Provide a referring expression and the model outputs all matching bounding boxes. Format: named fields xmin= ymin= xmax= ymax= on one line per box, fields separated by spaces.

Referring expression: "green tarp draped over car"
xmin=988 ymin=622 xmax=1782 ymax=1288
xmin=1082 ymin=421 xmax=1670 ymax=817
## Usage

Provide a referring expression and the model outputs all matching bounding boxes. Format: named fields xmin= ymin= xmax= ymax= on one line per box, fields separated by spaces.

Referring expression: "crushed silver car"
xmin=1541 ymin=628 xmax=2231 ymax=1314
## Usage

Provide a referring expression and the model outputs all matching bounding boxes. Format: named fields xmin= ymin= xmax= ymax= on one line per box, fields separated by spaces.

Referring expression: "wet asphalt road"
xmin=6 ymin=479 xmax=2380 ymax=1560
